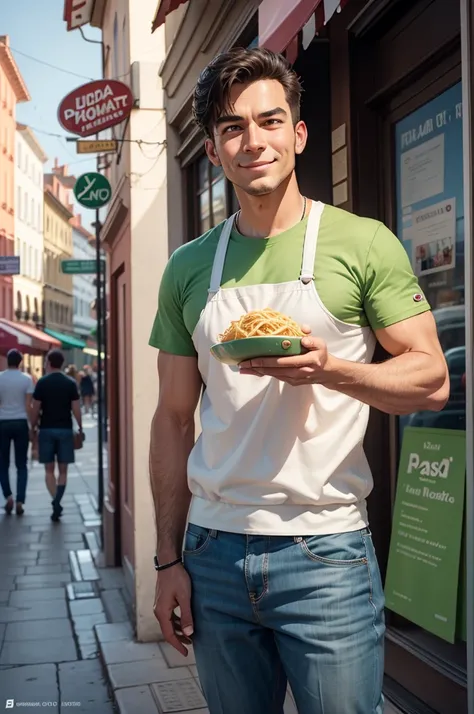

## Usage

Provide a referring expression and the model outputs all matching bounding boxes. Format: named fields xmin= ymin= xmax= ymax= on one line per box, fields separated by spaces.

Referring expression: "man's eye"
xmin=223 ymin=125 xmax=241 ymax=133
xmin=264 ymin=119 xmax=282 ymax=126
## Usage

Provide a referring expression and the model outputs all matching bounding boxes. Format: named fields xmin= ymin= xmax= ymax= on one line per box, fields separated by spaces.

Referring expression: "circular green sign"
xmin=74 ymin=172 xmax=112 ymax=209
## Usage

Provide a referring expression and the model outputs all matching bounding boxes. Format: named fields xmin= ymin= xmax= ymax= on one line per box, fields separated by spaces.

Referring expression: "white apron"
xmin=188 ymin=201 xmax=377 ymax=535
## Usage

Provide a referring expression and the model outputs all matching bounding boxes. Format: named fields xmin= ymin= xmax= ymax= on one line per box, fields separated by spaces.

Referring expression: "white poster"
xmin=401 ymin=135 xmax=445 ymax=208
xmin=411 ymin=198 xmax=456 ymax=277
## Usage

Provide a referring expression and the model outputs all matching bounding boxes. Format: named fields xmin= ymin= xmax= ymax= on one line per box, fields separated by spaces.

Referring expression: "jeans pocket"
xmin=183 ymin=524 xmax=212 ymax=556
xmin=299 ymin=528 xmax=369 ymax=566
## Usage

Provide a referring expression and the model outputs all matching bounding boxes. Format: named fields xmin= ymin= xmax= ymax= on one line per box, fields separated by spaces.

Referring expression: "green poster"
xmin=385 ymin=427 xmax=466 ymax=643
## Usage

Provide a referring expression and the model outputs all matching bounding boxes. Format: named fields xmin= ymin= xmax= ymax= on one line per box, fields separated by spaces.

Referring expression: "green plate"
xmin=210 ymin=336 xmax=306 ymax=366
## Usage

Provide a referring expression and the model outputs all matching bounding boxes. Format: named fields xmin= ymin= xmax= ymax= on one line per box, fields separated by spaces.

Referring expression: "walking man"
xmin=149 ymin=48 xmax=449 ymax=714
xmin=30 ymin=349 xmax=82 ymax=521
xmin=0 ymin=349 xmax=34 ymax=515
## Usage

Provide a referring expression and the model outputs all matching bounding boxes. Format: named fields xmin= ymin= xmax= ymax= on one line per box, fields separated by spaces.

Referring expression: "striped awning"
xmin=0 ymin=320 xmax=61 ymax=356
xmin=259 ymin=0 xmax=350 ymax=62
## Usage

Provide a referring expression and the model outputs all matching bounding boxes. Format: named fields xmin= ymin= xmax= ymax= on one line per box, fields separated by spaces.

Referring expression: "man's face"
xmin=205 ymin=79 xmax=307 ymax=196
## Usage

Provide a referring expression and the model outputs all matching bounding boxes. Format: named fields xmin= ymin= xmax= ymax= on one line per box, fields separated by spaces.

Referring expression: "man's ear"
xmin=205 ymin=138 xmax=221 ymax=167
xmin=294 ymin=120 xmax=308 ymax=155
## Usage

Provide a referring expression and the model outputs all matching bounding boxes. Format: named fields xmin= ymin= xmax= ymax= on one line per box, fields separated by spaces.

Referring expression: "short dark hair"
xmin=47 ymin=349 xmax=65 ymax=369
xmin=192 ymin=47 xmax=302 ymax=138
xmin=7 ymin=349 xmax=22 ymax=368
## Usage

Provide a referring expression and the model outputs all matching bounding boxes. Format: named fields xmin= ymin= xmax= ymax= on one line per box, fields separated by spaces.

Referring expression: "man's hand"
xmin=153 ymin=565 xmax=194 ymax=656
xmin=239 ymin=328 xmax=331 ymax=386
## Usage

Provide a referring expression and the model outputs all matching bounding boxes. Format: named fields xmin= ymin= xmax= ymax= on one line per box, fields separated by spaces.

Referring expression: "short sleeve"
xmin=149 ymin=253 xmax=197 ymax=356
xmin=33 ymin=379 xmax=43 ymax=402
xmin=26 ymin=376 xmax=34 ymax=394
xmin=364 ymin=223 xmax=431 ymax=330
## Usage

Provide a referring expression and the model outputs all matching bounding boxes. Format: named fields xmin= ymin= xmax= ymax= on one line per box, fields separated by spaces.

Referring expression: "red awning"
xmin=152 ymin=0 xmax=187 ymax=32
xmin=259 ymin=0 xmax=350 ymax=57
xmin=0 ymin=320 xmax=61 ymax=356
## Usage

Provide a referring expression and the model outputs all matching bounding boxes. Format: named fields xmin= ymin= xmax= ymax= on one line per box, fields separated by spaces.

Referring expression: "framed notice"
xmin=384 ymin=427 xmax=466 ymax=643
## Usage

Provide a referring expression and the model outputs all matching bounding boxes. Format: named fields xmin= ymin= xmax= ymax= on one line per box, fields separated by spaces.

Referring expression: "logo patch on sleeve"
xmin=413 ymin=293 xmax=425 ymax=302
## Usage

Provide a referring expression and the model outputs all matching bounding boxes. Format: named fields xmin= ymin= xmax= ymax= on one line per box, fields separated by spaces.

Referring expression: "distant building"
xmin=14 ymin=124 xmax=47 ymax=331
xmin=0 ymin=36 xmax=30 ymax=324
xmin=71 ymin=214 xmax=97 ymax=366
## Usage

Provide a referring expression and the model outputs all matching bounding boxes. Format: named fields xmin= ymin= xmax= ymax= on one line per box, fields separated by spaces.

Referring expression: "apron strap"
xmin=300 ymin=201 xmax=325 ymax=284
xmin=208 ymin=214 xmax=237 ymax=295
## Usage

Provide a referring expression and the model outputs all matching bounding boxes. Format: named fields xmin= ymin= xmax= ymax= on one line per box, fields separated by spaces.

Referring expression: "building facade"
xmin=14 ymin=124 xmax=46 ymax=331
xmin=71 ymin=214 xmax=96 ymax=366
xmin=0 ymin=36 xmax=30 ymax=324
xmin=43 ymin=172 xmax=74 ymax=336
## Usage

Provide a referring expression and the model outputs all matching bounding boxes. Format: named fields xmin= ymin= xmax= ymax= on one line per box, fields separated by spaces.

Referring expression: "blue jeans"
xmin=183 ymin=525 xmax=385 ymax=714
xmin=0 ymin=419 xmax=29 ymax=503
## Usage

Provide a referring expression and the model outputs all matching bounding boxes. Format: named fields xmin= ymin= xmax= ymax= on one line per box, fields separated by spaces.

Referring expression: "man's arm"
xmin=240 ymin=311 xmax=449 ymax=415
xmin=30 ymin=399 xmax=41 ymax=429
xmin=150 ymin=351 xmax=202 ymax=563
xmin=72 ymin=399 xmax=82 ymax=431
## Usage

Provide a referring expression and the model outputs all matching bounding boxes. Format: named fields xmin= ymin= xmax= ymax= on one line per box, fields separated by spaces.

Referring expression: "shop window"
xmin=192 ymin=155 xmax=237 ymax=237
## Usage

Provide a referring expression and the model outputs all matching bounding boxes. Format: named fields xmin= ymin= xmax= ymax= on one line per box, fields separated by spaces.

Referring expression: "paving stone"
xmin=188 ymin=665 xmax=199 ymax=678
xmin=0 ymin=577 xmax=15 ymax=589
xmin=70 ymin=597 xmax=103 ymax=617
xmin=8 ymin=588 xmax=66 ymax=605
xmin=107 ymin=661 xmax=194 ymax=689
xmin=0 ymin=623 xmax=5 ymax=645
xmin=115 ymin=685 xmax=160 ymax=714
xmin=5 ymin=618 xmax=73 ymax=641
xmin=39 ymin=552 xmax=70 ymax=565
xmin=98 ymin=567 xmax=126 ymax=590
xmin=160 ymin=642 xmax=196 ymax=667
xmin=72 ymin=612 xmax=107 ymax=630
xmin=59 ymin=659 xmax=114 ymax=712
xmin=0 ymin=599 xmax=68 ymax=622
xmin=78 ymin=642 xmax=99 ymax=659
xmin=16 ymin=573 xmax=71 ymax=588
xmin=76 ymin=549 xmax=99 ymax=580
xmin=1 ymin=566 xmax=26 ymax=576
xmin=77 ymin=629 xmax=97 ymax=646
xmin=0 ymin=554 xmax=38 ymax=565
xmin=151 ymin=679 xmax=207 ymax=712
xmin=101 ymin=588 xmax=129 ymax=622
xmin=101 ymin=640 xmax=166 ymax=666
xmin=0 ymin=591 xmax=10 ymax=605
xmin=95 ymin=622 xmax=133 ymax=644
xmin=25 ymin=564 xmax=64 ymax=575
xmin=0 ymin=664 xmax=58 ymax=709
xmin=67 ymin=581 xmax=98 ymax=600
xmin=5 ymin=533 xmax=41 ymax=545
xmin=0 ymin=636 xmax=77 ymax=664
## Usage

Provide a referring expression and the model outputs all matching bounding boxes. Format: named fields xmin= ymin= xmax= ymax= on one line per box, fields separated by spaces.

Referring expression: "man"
xmin=0 ymin=349 xmax=34 ymax=515
xmin=149 ymin=48 xmax=448 ymax=714
xmin=31 ymin=349 xmax=82 ymax=521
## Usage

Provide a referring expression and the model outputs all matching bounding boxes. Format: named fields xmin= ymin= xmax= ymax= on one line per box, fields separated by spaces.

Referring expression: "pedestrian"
xmin=30 ymin=349 xmax=83 ymax=522
xmin=148 ymin=48 xmax=449 ymax=714
xmin=0 ymin=349 xmax=34 ymax=515
xmin=79 ymin=365 xmax=95 ymax=414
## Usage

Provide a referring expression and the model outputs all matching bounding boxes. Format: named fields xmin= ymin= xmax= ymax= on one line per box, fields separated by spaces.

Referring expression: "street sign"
xmin=76 ymin=139 xmax=118 ymax=154
xmin=74 ymin=172 xmax=112 ymax=209
xmin=61 ymin=259 xmax=105 ymax=274
xmin=64 ymin=0 xmax=94 ymax=31
xmin=0 ymin=256 xmax=20 ymax=275
xmin=58 ymin=79 xmax=134 ymax=138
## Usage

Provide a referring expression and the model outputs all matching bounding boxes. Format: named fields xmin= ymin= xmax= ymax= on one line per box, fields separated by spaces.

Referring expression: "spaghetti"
xmin=219 ymin=308 xmax=304 ymax=342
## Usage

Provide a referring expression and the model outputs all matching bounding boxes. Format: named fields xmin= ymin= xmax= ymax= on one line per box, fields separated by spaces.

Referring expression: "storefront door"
xmin=350 ymin=0 xmax=469 ymax=710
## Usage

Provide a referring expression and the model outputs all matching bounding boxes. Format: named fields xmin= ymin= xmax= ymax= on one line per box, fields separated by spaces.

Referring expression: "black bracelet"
xmin=154 ymin=555 xmax=182 ymax=572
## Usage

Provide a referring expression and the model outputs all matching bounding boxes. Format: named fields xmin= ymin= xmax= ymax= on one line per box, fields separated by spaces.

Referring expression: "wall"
xmin=43 ymin=190 xmax=73 ymax=333
xmin=72 ymin=225 xmax=96 ymax=338
xmin=0 ymin=58 xmax=16 ymax=319
xmin=128 ymin=0 xmax=168 ymax=642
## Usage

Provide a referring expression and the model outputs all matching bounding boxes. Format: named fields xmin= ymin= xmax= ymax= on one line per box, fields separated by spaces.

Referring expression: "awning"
xmin=0 ymin=319 xmax=61 ymax=356
xmin=259 ymin=0 xmax=350 ymax=60
xmin=43 ymin=328 xmax=87 ymax=350
xmin=83 ymin=347 xmax=105 ymax=359
xmin=151 ymin=0 xmax=187 ymax=32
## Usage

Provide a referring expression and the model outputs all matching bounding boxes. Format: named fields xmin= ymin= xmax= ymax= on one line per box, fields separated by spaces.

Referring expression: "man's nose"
xmin=243 ymin=124 xmax=266 ymax=153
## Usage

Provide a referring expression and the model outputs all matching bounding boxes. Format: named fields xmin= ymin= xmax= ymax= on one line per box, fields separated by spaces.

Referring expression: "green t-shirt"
xmin=149 ymin=204 xmax=430 ymax=356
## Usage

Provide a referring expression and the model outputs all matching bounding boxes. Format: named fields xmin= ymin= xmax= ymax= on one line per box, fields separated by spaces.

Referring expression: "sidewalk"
xmin=0 ymin=415 xmax=121 ymax=713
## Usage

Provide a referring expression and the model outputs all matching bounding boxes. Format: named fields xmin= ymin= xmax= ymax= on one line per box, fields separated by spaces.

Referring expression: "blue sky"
xmin=3 ymin=0 xmax=102 ymax=207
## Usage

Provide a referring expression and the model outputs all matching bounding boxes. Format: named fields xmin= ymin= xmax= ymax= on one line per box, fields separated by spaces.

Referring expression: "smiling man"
xmin=149 ymin=48 xmax=448 ymax=714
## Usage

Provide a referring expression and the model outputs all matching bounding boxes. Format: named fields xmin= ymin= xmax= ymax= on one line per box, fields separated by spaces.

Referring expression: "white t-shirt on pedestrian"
xmin=0 ymin=369 xmax=34 ymax=420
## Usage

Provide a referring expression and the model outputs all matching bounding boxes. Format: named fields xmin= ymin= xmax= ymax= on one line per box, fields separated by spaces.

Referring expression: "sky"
xmin=3 ymin=0 xmax=103 ymax=228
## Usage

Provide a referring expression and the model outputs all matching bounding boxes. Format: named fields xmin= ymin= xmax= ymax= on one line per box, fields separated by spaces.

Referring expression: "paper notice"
xmin=411 ymin=197 xmax=456 ymax=277
xmin=401 ymin=134 xmax=445 ymax=208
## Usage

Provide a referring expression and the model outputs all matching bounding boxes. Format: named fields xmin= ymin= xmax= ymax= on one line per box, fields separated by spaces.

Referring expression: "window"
xmin=29 ymin=247 xmax=33 ymax=278
xmin=17 ymin=142 xmax=21 ymax=168
xmin=194 ymin=156 xmax=232 ymax=235
xmin=17 ymin=187 xmax=21 ymax=219
xmin=113 ymin=14 xmax=119 ymax=79
xmin=24 ymin=192 xmax=28 ymax=222
xmin=24 ymin=154 xmax=28 ymax=176
xmin=37 ymin=205 xmax=41 ymax=232
xmin=31 ymin=198 xmax=34 ymax=227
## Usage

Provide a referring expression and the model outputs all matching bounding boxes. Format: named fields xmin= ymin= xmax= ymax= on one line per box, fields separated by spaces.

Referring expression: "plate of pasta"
xmin=210 ymin=308 xmax=307 ymax=365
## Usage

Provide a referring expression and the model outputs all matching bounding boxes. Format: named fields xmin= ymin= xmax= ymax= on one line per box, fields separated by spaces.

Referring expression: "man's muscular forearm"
xmin=149 ymin=407 xmax=194 ymax=562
